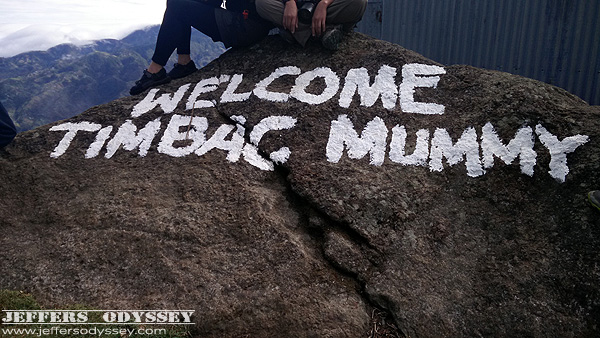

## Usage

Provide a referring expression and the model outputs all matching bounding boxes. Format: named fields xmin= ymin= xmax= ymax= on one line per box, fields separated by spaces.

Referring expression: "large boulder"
xmin=1 ymin=33 xmax=599 ymax=337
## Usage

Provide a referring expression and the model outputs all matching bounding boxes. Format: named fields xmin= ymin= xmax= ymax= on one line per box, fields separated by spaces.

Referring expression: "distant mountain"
xmin=0 ymin=25 xmax=225 ymax=131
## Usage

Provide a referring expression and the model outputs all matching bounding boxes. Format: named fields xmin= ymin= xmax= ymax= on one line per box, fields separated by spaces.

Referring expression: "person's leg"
xmin=151 ymin=0 xmax=221 ymax=69
xmin=177 ymin=54 xmax=192 ymax=66
xmin=319 ymin=0 xmax=367 ymax=50
xmin=0 ymin=101 xmax=17 ymax=148
xmin=131 ymin=0 xmax=222 ymax=95
xmin=256 ymin=0 xmax=367 ymax=46
xmin=254 ymin=0 xmax=284 ymax=29
xmin=323 ymin=0 xmax=367 ymax=28
xmin=256 ymin=0 xmax=312 ymax=46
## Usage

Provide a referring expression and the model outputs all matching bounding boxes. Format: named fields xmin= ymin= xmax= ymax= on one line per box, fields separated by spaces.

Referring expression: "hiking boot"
xmin=167 ymin=60 xmax=198 ymax=79
xmin=321 ymin=25 xmax=343 ymax=51
xmin=278 ymin=28 xmax=296 ymax=45
xmin=588 ymin=191 xmax=600 ymax=211
xmin=129 ymin=68 xmax=170 ymax=96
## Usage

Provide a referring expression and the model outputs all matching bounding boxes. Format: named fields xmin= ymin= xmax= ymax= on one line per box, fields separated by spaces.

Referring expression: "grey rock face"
xmin=1 ymin=33 xmax=599 ymax=337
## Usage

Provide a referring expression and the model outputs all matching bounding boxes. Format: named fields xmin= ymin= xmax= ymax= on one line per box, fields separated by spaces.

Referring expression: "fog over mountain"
xmin=0 ymin=1 xmax=165 ymax=57
xmin=0 ymin=26 xmax=225 ymax=131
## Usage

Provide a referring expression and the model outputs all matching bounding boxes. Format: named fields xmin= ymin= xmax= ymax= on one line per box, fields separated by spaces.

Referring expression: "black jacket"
xmin=0 ymin=102 xmax=17 ymax=147
xmin=215 ymin=0 xmax=273 ymax=48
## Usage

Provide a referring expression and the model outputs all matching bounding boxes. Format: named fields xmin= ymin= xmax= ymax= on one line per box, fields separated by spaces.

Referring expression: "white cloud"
xmin=0 ymin=0 xmax=166 ymax=57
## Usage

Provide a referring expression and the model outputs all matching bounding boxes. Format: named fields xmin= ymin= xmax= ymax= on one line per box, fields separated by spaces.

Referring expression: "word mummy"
xmin=326 ymin=115 xmax=588 ymax=182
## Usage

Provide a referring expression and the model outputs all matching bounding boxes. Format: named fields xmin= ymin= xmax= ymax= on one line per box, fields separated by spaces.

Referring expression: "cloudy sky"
xmin=0 ymin=0 xmax=167 ymax=57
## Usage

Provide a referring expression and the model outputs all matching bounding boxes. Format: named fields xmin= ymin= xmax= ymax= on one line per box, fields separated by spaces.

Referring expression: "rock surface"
xmin=1 ymin=33 xmax=599 ymax=337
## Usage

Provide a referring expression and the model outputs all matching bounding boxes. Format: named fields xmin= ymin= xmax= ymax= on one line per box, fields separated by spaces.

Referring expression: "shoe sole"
xmin=168 ymin=68 xmax=197 ymax=80
xmin=589 ymin=192 xmax=600 ymax=211
xmin=322 ymin=29 xmax=343 ymax=51
xmin=169 ymin=71 xmax=196 ymax=80
xmin=130 ymin=77 xmax=171 ymax=96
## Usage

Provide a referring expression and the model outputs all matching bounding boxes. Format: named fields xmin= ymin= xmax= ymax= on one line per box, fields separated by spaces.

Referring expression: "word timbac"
xmin=50 ymin=115 xmax=295 ymax=171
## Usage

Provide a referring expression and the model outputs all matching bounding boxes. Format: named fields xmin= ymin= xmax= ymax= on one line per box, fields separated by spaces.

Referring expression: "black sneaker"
xmin=321 ymin=25 xmax=343 ymax=51
xmin=129 ymin=68 xmax=171 ymax=95
xmin=167 ymin=60 xmax=198 ymax=79
xmin=588 ymin=191 xmax=600 ymax=211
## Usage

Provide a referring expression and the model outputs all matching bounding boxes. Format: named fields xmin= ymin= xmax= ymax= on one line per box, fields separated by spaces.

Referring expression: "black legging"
xmin=152 ymin=0 xmax=223 ymax=66
xmin=0 ymin=101 xmax=17 ymax=147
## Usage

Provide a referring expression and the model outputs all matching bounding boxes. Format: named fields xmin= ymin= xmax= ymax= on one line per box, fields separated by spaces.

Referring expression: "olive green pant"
xmin=255 ymin=0 xmax=368 ymax=46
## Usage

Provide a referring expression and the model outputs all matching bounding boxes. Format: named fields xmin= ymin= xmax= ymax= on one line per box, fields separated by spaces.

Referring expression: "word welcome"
xmin=130 ymin=63 xmax=447 ymax=117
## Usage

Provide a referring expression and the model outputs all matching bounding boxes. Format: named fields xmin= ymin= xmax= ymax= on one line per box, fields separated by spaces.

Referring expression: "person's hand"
xmin=312 ymin=0 xmax=331 ymax=36
xmin=283 ymin=0 xmax=298 ymax=33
